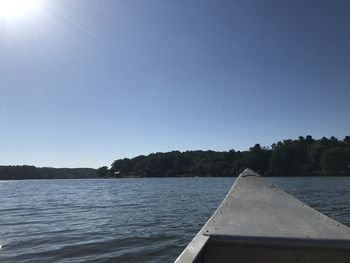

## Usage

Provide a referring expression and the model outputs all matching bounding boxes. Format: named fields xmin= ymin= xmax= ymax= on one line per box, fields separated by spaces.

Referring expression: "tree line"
xmin=0 ymin=166 xmax=97 ymax=180
xmin=98 ymin=136 xmax=350 ymax=178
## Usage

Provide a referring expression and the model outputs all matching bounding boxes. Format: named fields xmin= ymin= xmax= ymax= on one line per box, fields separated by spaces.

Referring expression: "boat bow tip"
xmin=240 ymin=168 xmax=261 ymax=177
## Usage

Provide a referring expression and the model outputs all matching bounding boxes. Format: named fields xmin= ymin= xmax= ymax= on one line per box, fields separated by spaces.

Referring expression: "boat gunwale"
xmin=207 ymin=235 xmax=350 ymax=250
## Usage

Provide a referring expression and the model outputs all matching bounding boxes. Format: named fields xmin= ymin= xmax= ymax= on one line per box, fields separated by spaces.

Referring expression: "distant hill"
xmin=97 ymin=135 xmax=350 ymax=178
xmin=3 ymin=135 xmax=350 ymax=180
xmin=0 ymin=166 xmax=97 ymax=180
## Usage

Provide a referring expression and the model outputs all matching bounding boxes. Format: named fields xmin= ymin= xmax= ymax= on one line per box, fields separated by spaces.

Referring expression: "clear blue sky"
xmin=1 ymin=0 xmax=349 ymax=168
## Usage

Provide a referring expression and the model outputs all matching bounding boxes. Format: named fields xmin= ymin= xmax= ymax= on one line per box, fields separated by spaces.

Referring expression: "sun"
xmin=0 ymin=0 xmax=42 ymax=19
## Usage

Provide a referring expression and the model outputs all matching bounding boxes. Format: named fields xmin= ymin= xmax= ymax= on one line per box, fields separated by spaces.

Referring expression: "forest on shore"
xmin=2 ymin=135 xmax=349 ymax=180
xmin=0 ymin=166 xmax=97 ymax=180
xmin=97 ymin=136 xmax=350 ymax=178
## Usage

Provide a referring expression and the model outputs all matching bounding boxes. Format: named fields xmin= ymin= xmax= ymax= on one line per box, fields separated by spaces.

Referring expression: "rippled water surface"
xmin=0 ymin=177 xmax=349 ymax=263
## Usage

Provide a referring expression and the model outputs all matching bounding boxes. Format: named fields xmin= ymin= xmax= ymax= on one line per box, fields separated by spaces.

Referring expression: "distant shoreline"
xmin=2 ymin=174 xmax=350 ymax=181
xmin=0 ymin=166 xmax=97 ymax=180
xmin=2 ymin=135 xmax=350 ymax=180
xmin=97 ymin=136 xmax=350 ymax=179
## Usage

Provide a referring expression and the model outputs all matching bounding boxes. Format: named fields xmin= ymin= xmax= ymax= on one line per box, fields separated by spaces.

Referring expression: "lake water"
xmin=0 ymin=177 xmax=349 ymax=263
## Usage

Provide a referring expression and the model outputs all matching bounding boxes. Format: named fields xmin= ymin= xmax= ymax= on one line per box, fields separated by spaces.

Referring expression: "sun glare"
xmin=0 ymin=0 xmax=42 ymax=19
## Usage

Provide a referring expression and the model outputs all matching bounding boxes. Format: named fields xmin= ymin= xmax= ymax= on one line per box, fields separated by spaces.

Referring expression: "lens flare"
xmin=0 ymin=0 xmax=42 ymax=19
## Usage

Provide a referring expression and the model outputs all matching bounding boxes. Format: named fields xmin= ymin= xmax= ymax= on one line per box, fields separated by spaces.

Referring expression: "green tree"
xmin=97 ymin=166 xmax=109 ymax=178
xmin=320 ymin=147 xmax=349 ymax=175
xmin=270 ymin=145 xmax=298 ymax=176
